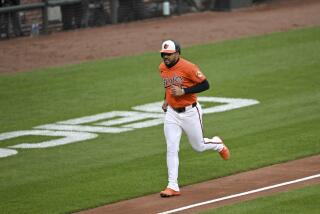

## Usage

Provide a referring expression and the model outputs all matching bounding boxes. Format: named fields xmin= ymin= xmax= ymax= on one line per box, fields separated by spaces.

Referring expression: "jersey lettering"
xmin=163 ymin=75 xmax=184 ymax=88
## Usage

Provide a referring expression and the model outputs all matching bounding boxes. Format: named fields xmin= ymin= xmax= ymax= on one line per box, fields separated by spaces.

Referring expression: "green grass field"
xmin=0 ymin=26 xmax=319 ymax=214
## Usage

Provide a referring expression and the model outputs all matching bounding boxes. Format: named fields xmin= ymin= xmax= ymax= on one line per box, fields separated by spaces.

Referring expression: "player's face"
xmin=161 ymin=52 xmax=179 ymax=66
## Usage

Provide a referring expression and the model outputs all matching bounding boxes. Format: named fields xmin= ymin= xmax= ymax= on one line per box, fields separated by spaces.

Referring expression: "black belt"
xmin=173 ymin=102 xmax=197 ymax=113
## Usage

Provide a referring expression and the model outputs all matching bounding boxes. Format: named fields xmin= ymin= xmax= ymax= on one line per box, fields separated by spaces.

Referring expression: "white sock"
xmin=204 ymin=137 xmax=224 ymax=152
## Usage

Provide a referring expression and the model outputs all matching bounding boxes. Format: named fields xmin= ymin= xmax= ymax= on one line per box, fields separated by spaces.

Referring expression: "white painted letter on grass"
xmin=0 ymin=130 xmax=97 ymax=149
xmin=0 ymin=97 xmax=259 ymax=158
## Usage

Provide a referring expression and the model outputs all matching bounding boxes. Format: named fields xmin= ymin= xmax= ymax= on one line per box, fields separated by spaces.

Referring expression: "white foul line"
xmin=158 ymin=173 xmax=320 ymax=214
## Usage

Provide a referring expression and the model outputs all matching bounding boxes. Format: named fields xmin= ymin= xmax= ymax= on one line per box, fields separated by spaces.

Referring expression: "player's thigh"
xmin=164 ymin=109 xmax=182 ymax=151
xmin=182 ymin=107 xmax=204 ymax=143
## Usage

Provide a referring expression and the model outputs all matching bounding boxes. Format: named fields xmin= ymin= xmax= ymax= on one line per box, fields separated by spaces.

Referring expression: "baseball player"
xmin=158 ymin=40 xmax=230 ymax=197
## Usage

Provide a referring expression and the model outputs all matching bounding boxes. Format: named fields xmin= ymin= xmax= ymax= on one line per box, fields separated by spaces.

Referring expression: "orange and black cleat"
xmin=219 ymin=145 xmax=230 ymax=160
xmin=160 ymin=188 xmax=181 ymax=197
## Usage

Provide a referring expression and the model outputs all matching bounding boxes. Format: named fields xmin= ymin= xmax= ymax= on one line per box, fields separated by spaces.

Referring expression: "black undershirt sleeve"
xmin=184 ymin=79 xmax=210 ymax=94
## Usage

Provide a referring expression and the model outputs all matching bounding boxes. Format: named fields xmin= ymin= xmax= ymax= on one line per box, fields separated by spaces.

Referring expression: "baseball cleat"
xmin=219 ymin=145 xmax=230 ymax=160
xmin=160 ymin=188 xmax=181 ymax=197
xmin=211 ymin=136 xmax=230 ymax=160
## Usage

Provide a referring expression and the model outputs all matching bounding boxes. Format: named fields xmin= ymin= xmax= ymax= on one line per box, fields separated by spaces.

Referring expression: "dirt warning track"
xmin=77 ymin=155 xmax=320 ymax=214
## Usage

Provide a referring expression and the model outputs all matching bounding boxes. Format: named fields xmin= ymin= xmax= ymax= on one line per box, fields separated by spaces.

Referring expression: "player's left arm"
xmin=183 ymin=79 xmax=209 ymax=94
xmin=183 ymin=65 xmax=209 ymax=94
xmin=170 ymin=79 xmax=209 ymax=96
xmin=171 ymin=64 xmax=209 ymax=96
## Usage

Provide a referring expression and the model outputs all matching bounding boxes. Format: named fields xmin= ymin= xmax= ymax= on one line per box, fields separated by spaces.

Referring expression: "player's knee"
xmin=191 ymin=144 xmax=205 ymax=152
xmin=167 ymin=146 xmax=179 ymax=156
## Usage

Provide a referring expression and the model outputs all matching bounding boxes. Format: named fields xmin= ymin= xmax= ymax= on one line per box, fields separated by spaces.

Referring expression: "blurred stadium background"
xmin=0 ymin=0 xmax=263 ymax=39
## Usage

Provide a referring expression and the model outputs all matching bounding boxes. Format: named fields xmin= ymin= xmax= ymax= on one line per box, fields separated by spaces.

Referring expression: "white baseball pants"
xmin=164 ymin=103 xmax=223 ymax=191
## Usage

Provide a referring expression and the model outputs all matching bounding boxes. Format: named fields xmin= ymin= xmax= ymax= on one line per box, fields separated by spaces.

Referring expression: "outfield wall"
xmin=0 ymin=0 xmax=254 ymax=39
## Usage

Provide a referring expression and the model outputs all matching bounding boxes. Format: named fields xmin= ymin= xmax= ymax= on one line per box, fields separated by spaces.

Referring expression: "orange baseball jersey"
xmin=159 ymin=58 xmax=206 ymax=108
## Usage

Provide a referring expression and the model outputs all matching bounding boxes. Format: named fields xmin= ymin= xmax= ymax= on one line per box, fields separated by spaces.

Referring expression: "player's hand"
xmin=162 ymin=100 xmax=168 ymax=112
xmin=171 ymin=85 xmax=185 ymax=96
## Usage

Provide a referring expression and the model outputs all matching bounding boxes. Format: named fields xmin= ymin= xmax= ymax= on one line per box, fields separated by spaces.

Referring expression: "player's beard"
xmin=164 ymin=57 xmax=179 ymax=68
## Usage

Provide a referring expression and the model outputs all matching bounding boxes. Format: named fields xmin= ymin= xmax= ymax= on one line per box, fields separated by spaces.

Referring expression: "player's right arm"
xmin=159 ymin=65 xmax=169 ymax=112
xmin=162 ymin=94 xmax=168 ymax=112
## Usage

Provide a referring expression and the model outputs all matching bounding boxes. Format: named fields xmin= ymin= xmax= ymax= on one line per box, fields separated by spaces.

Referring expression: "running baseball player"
xmin=158 ymin=39 xmax=230 ymax=197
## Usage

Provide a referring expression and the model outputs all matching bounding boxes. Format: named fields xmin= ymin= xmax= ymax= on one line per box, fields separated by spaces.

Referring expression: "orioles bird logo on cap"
xmin=164 ymin=44 xmax=169 ymax=49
